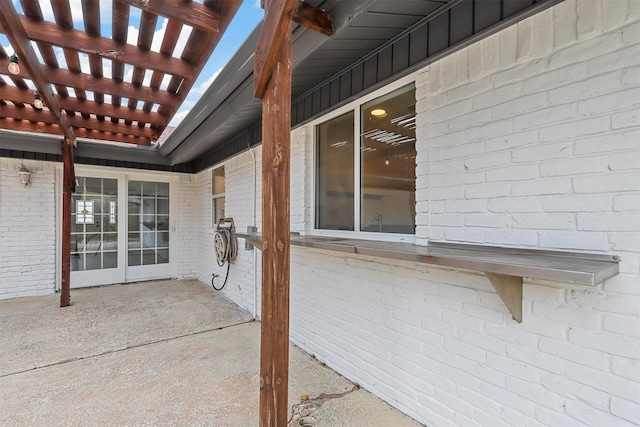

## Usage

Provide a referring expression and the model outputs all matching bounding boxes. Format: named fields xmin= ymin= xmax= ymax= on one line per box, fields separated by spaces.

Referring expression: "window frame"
xmin=211 ymin=165 xmax=226 ymax=228
xmin=310 ymin=73 xmax=417 ymax=243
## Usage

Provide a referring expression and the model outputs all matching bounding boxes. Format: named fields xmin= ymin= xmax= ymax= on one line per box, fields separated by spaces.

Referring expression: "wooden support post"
xmin=254 ymin=1 xmax=332 ymax=424
xmin=259 ymin=26 xmax=292 ymax=427
xmin=60 ymin=137 xmax=75 ymax=307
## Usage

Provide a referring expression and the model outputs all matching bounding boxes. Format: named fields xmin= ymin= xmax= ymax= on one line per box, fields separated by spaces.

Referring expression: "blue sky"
xmin=2 ymin=0 xmax=264 ymax=128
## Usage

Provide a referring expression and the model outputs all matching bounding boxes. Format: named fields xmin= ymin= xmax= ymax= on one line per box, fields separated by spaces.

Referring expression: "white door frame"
xmin=124 ymin=173 xmax=178 ymax=282
xmin=56 ymin=166 xmax=179 ymax=290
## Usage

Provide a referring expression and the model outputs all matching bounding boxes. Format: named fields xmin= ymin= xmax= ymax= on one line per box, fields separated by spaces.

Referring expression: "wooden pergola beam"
xmin=0 ymin=118 xmax=154 ymax=146
xmin=292 ymin=0 xmax=335 ymax=36
xmin=0 ymin=105 xmax=159 ymax=140
xmin=1 ymin=85 xmax=169 ymax=127
xmin=0 ymin=1 xmax=76 ymax=145
xmin=254 ymin=0 xmax=333 ymax=98
xmin=116 ymin=0 xmax=220 ymax=33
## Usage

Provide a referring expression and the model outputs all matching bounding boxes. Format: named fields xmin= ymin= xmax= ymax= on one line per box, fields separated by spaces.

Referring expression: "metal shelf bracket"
xmin=485 ymin=273 xmax=523 ymax=323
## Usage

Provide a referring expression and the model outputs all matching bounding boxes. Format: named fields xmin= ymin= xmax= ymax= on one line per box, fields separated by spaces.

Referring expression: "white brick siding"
xmin=281 ymin=1 xmax=639 ymax=426
xmin=0 ymin=159 xmax=57 ymax=299
xmin=1 ymin=0 xmax=638 ymax=425
xmin=192 ymin=149 xmax=263 ymax=316
xmin=176 ymin=174 xmax=198 ymax=279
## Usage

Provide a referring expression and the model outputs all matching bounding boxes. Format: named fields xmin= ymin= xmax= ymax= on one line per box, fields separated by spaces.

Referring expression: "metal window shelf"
xmin=238 ymin=232 xmax=620 ymax=323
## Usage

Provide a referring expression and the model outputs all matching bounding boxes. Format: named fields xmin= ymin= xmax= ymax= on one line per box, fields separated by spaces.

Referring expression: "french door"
xmin=67 ymin=170 xmax=176 ymax=288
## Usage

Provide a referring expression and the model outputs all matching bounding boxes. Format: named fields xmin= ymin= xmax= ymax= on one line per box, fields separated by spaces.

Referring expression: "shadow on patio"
xmin=0 ymin=279 xmax=421 ymax=426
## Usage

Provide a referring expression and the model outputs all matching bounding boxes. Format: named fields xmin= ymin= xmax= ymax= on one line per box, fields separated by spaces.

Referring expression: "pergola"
xmin=0 ymin=0 xmax=244 ymax=307
xmin=0 ymin=1 xmax=331 ymax=425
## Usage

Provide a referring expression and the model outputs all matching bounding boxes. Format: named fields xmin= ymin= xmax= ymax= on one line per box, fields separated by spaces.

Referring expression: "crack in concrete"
xmin=288 ymin=384 xmax=361 ymax=426
xmin=0 ymin=319 xmax=255 ymax=378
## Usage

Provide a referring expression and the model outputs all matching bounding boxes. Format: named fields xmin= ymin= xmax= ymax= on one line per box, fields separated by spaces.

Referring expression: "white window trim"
xmin=309 ymin=72 xmax=418 ymax=243
xmin=211 ymin=165 xmax=225 ymax=228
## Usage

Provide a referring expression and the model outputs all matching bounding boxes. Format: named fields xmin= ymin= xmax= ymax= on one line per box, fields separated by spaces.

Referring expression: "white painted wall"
xmin=207 ymin=1 xmax=640 ymax=426
xmin=0 ymin=159 xmax=57 ymax=299
xmin=194 ymin=148 xmax=263 ymax=316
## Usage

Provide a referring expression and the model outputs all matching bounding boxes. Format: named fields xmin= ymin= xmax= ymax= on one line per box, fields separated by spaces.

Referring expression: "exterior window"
xmin=212 ymin=166 xmax=225 ymax=226
xmin=316 ymin=83 xmax=416 ymax=235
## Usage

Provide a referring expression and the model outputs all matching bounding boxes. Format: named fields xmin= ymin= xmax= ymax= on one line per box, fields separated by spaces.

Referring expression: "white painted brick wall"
xmin=175 ymin=174 xmax=198 ymax=279
xmin=0 ymin=159 xmax=57 ymax=299
xmin=291 ymin=1 xmax=640 ymax=426
xmin=193 ymin=148 xmax=262 ymax=316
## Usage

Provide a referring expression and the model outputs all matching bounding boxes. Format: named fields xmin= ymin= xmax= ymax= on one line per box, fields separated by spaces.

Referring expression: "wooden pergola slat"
xmin=117 ymin=0 xmax=220 ymax=33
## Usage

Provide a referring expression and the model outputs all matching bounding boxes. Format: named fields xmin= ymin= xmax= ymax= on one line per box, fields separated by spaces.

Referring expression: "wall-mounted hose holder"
xmin=212 ymin=217 xmax=238 ymax=290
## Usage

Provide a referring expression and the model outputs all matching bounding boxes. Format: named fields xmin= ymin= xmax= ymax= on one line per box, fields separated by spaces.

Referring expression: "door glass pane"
xmin=316 ymin=111 xmax=355 ymax=230
xmin=71 ymin=177 xmax=118 ymax=271
xmin=360 ymin=84 xmax=416 ymax=234
xmin=128 ymin=181 xmax=170 ymax=267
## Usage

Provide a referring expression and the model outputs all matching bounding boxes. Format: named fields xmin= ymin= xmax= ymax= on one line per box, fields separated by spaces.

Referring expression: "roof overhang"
xmin=163 ymin=0 xmax=563 ymax=171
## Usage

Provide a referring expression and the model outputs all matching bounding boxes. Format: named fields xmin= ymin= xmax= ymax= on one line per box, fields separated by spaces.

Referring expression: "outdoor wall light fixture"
xmin=33 ymin=92 xmax=44 ymax=110
xmin=8 ymin=53 xmax=20 ymax=75
xmin=371 ymin=108 xmax=387 ymax=118
xmin=18 ymin=165 xmax=31 ymax=187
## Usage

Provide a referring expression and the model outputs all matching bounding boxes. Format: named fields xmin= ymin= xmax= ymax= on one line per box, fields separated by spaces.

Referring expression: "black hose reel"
xmin=212 ymin=218 xmax=238 ymax=290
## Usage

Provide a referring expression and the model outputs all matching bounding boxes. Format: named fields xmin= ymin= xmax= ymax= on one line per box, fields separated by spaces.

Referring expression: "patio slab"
xmin=0 ymin=279 xmax=422 ymax=426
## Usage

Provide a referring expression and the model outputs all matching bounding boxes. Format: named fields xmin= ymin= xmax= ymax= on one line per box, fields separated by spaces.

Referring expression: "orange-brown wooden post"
xmin=258 ymin=26 xmax=293 ymax=427
xmin=60 ymin=137 xmax=75 ymax=307
xmin=254 ymin=1 xmax=333 ymax=424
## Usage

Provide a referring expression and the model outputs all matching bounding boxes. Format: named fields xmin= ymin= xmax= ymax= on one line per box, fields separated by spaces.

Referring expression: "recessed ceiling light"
xmin=371 ymin=108 xmax=387 ymax=117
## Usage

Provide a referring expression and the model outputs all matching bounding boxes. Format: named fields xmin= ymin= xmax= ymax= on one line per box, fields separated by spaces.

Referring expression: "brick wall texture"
xmin=1 ymin=0 xmax=638 ymax=425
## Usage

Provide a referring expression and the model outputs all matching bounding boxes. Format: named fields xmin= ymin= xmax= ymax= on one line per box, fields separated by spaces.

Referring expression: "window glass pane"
xmin=128 ymin=250 xmax=141 ymax=266
xmin=142 ymin=250 xmax=156 ymax=265
xmin=71 ymin=253 xmax=84 ymax=271
xmin=85 ymin=178 xmax=102 ymax=197
xmin=128 ymin=198 xmax=141 ymax=215
xmin=142 ymin=231 xmax=156 ymax=249
xmin=103 ymin=251 xmax=117 ymax=269
xmin=103 ymin=179 xmax=117 ymax=196
xmin=157 ymin=232 xmax=170 ymax=248
xmin=157 ymin=198 xmax=169 ymax=215
xmin=142 ymin=198 xmax=155 ymax=215
xmin=213 ymin=197 xmax=225 ymax=225
xmin=316 ymin=111 xmax=355 ymax=231
xmin=156 ymin=183 xmax=169 ymax=197
xmin=360 ymin=84 xmax=416 ymax=234
xmin=85 ymin=253 xmax=102 ymax=270
xmin=157 ymin=216 xmax=170 ymax=231
xmin=212 ymin=167 xmax=225 ymax=194
xmin=157 ymin=249 xmax=169 ymax=264
xmin=128 ymin=232 xmax=141 ymax=249
xmin=129 ymin=181 xmax=142 ymax=197
xmin=103 ymin=233 xmax=118 ymax=250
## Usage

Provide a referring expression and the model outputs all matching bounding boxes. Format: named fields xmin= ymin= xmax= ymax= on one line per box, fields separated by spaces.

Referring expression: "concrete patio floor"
xmin=0 ymin=279 xmax=422 ymax=426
